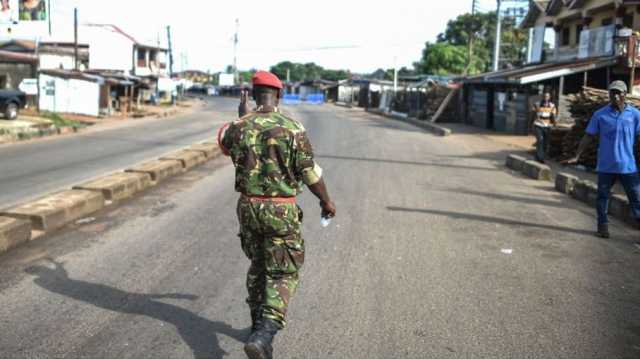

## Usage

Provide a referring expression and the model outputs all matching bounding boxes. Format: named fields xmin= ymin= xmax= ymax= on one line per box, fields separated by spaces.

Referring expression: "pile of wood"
xmin=420 ymin=85 xmax=459 ymax=122
xmin=550 ymin=87 xmax=640 ymax=168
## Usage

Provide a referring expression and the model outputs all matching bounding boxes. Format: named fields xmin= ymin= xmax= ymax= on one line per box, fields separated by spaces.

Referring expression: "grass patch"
xmin=41 ymin=112 xmax=85 ymax=128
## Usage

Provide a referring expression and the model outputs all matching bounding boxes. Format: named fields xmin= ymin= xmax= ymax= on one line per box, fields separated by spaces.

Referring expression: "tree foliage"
xmin=269 ymin=61 xmax=350 ymax=82
xmin=414 ymin=11 xmax=528 ymax=75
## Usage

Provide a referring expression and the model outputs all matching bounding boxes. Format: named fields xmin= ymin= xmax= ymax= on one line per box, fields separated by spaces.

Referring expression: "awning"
xmin=465 ymin=56 xmax=618 ymax=85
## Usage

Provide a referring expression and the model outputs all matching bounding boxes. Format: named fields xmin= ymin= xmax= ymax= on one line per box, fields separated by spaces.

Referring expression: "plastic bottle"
xmin=320 ymin=216 xmax=331 ymax=228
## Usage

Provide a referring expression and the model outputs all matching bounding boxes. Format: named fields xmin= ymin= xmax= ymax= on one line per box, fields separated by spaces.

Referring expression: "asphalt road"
xmin=0 ymin=100 xmax=639 ymax=359
xmin=0 ymin=96 xmax=236 ymax=208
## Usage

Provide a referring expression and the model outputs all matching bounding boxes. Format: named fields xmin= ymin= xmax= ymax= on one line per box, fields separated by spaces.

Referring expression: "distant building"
xmin=462 ymin=0 xmax=640 ymax=134
xmin=82 ymin=24 xmax=167 ymax=77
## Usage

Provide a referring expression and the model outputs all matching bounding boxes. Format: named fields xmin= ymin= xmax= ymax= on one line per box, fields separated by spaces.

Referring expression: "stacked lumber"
xmin=420 ymin=85 xmax=458 ymax=122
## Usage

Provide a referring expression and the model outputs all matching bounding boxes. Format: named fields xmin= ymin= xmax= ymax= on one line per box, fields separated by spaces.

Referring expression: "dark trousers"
xmin=597 ymin=172 xmax=640 ymax=225
xmin=534 ymin=125 xmax=549 ymax=162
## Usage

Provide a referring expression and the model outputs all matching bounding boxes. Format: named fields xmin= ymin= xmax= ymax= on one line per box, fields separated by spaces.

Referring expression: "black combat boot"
xmin=250 ymin=308 xmax=262 ymax=333
xmin=244 ymin=318 xmax=279 ymax=359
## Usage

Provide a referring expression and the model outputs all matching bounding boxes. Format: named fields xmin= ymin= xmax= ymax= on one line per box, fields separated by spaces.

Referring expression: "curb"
xmin=0 ymin=141 xmax=223 ymax=256
xmin=364 ymin=108 xmax=451 ymax=137
xmin=505 ymin=152 xmax=637 ymax=228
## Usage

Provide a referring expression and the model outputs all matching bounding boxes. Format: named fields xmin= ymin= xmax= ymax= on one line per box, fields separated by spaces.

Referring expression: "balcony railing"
xmin=615 ymin=35 xmax=640 ymax=67
xmin=552 ymin=46 xmax=579 ymax=62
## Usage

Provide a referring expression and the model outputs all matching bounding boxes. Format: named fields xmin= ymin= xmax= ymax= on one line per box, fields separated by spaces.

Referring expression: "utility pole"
xmin=48 ymin=0 xmax=52 ymax=36
xmin=493 ymin=0 xmax=502 ymax=71
xmin=465 ymin=0 xmax=479 ymax=75
xmin=167 ymin=26 xmax=174 ymax=78
xmin=73 ymin=7 xmax=78 ymax=71
xmin=393 ymin=56 xmax=398 ymax=93
xmin=233 ymin=18 xmax=239 ymax=85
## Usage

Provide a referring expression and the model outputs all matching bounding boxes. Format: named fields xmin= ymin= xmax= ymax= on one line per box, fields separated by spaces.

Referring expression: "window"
xmin=575 ymin=25 xmax=583 ymax=45
xmin=601 ymin=17 xmax=613 ymax=26
xmin=0 ymin=75 xmax=6 ymax=89
xmin=623 ymin=13 xmax=634 ymax=28
xmin=137 ymin=49 xmax=146 ymax=67
xmin=561 ymin=27 xmax=570 ymax=46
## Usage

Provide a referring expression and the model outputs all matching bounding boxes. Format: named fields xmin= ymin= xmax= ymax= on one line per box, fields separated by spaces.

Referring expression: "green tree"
xmin=414 ymin=43 xmax=472 ymax=75
xmin=270 ymin=61 xmax=349 ymax=82
xmin=415 ymin=11 xmax=527 ymax=75
xmin=321 ymin=69 xmax=349 ymax=81
xmin=383 ymin=67 xmax=415 ymax=80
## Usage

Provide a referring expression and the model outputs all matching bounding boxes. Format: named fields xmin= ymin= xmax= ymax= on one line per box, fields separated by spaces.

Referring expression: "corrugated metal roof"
xmin=40 ymin=69 xmax=104 ymax=84
xmin=465 ymin=56 xmax=617 ymax=85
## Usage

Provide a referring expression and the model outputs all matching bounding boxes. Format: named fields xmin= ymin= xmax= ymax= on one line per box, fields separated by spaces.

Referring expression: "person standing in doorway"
xmin=532 ymin=91 xmax=558 ymax=162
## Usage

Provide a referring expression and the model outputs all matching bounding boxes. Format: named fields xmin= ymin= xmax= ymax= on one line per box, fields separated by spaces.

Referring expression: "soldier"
xmin=219 ymin=70 xmax=336 ymax=359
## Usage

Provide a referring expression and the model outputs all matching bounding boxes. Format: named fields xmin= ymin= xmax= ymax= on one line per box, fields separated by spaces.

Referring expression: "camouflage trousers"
xmin=236 ymin=195 xmax=305 ymax=329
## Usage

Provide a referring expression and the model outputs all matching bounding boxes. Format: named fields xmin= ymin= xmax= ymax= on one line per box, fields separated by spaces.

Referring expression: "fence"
xmin=282 ymin=93 xmax=325 ymax=105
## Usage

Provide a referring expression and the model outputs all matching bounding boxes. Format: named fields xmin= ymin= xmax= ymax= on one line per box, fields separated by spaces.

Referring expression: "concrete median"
xmin=505 ymin=154 xmax=527 ymax=172
xmin=0 ymin=216 xmax=31 ymax=254
xmin=522 ymin=160 xmax=552 ymax=181
xmin=125 ymin=159 xmax=183 ymax=183
xmin=609 ymin=194 xmax=630 ymax=222
xmin=160 ymin=150 xmax=207 ymax=170
xmin=571 ymin=180 xmax=598 ymax=207
xmin=186 ymin=143 xmax=220 ymax=158
xmin=0 ymin=190 xmax=104 ymax=233
xmin=73 ymin=172 xmax=153 ymax=202
xmin=555 ymin=172 xmax=579 ymax=195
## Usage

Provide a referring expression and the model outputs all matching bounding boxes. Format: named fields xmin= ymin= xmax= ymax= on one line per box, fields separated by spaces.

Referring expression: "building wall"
xmin=83 ymin=26 xmax=134 ymax=72
xmin=39 ymin=54 xmax=76 ymax=70
xmin=0 ymin=63 xmax=35 ymax=89
xmin=39 ymin=74 xmax=100 ymax=117
xmin=134 ymin=48 xmax=168 ymax=77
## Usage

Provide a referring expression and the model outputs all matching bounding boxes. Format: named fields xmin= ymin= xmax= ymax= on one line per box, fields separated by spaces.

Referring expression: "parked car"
xmin=0 ymin=89 xmax=27 ymax=120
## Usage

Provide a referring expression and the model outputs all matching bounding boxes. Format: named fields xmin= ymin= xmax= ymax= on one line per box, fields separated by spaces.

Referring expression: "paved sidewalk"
xmin=0 ymin=98 xmax=205 ymax=145
xmin=442 ymin=122 xmax=615 ymax=192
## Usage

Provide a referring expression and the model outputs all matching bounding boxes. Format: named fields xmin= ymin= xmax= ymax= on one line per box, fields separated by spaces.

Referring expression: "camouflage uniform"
xmin=221 ymin=107 xmax=322 ymax=328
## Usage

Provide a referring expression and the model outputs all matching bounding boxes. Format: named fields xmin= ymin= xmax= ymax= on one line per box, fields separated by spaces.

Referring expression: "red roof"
xmin=0 ymin=50 xmax=38 ymax=63
xmin=84 ymin=23 xmax=139 ymax=44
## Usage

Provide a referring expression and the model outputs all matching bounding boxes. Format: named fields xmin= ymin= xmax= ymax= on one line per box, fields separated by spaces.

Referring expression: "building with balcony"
xmin=462 ymin=0 xmax=640 ymax=134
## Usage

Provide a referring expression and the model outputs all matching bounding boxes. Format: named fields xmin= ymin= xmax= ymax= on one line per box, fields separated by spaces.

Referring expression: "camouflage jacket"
xmin=221 ymin=108 xmax=322 ymax=197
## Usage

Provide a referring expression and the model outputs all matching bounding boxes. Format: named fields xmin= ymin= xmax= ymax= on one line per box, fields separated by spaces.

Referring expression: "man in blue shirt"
xmin=564 ymin=80 xmax=640 ymax=238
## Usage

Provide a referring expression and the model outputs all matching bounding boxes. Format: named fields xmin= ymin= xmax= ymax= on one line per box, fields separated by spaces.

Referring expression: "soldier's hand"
xmin=238 ymin=89 xmax=250 ymax=117
xmin=320 ymin=200 xmax=336 ymax=218
xmin=240 ymin=89 xmax=248 ymax=105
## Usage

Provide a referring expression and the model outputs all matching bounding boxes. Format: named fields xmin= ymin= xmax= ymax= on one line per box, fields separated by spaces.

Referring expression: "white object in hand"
xmin=320 ymin=216 xmax=331 ymax=227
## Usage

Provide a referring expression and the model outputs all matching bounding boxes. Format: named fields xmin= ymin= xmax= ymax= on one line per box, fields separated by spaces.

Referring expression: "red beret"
xmin=252 ymin=71 xmax=283 ymax=89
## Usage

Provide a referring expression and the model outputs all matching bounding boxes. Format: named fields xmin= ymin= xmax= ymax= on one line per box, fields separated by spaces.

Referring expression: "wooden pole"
xmin=73 ymin=8 xmax=78 ymax=71
xmin=630 ymin=37 xmax=637 ymax=95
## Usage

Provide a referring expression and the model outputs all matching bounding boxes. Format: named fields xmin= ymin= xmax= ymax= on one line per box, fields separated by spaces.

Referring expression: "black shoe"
xmin=597 ymin=224 xmax=610 ymax=238
xmin=244 ymin=318 xmax=279 ymax=359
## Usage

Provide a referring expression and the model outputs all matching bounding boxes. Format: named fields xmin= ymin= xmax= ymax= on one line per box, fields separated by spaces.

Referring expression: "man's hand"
xmin=561 ymin=156 xmax=579 ymax=165
xmin=320 ymin=200 xmax=336 ymax=219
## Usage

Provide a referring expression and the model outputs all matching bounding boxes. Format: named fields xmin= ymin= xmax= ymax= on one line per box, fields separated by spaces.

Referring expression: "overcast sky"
xmin=8 ymin=0 xmax=500 ymax=74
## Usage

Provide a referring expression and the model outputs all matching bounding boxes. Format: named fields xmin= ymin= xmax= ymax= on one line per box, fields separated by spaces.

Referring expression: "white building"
xmin=82 ymin=24 xmax=168 ymax=77
xmin=39 ymin=69 xmax=102 ymax=117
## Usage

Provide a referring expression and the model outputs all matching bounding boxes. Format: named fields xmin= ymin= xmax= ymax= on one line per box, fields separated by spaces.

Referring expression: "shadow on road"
xmin=25 ymin=259 xmax=246 ymax=359
xmin=439 ymin=188 xmax=575 ymax=210
xmin=317 ymin=154 xmax=499 ymax=172
xmin=386 ymin=206 xmax=594 ymax=236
